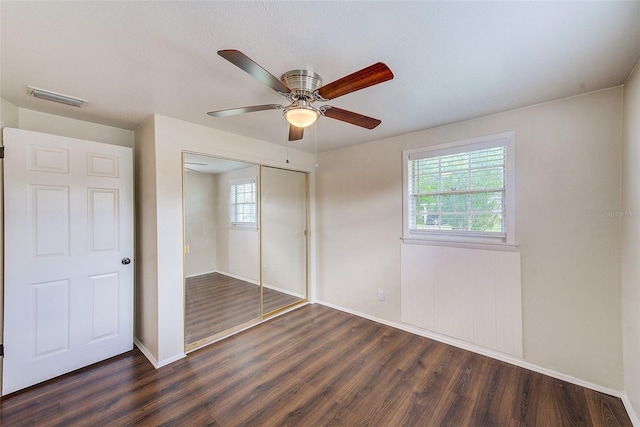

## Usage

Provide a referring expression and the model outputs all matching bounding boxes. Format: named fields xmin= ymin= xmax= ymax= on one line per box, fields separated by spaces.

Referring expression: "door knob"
xmin=121 ymin=257 xmax=131 ymax=265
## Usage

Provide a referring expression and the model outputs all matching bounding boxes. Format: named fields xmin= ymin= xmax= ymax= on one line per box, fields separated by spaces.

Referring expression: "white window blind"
xmin=403 ymin=132 xmax=515 ymax=245
xmin=230 ymin=178 xmax=257 ymax=226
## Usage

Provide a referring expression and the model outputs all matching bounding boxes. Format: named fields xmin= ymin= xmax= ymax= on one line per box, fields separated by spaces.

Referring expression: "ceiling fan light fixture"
xmin=210 ymin=50 xmax=394 ymax=141
xmin=285 ymin=107 xmax=319 ymax=128
xmin=284 ymin=100 xmax=320 ymax=128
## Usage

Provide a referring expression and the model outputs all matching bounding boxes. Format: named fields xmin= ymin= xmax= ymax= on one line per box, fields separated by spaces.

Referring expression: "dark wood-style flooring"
xmin=0 ymin=304 xmax=632 ymax=426
xmin=185 ymin=272 xmax=302 ymax=344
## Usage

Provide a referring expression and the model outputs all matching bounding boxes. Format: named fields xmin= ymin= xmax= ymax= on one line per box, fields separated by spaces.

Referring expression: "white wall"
xmin=0 ymin=98 xmax=19 ymax=130
xmin=16 ymin=108 xmax=133 ymax=148
xmin=1 ymin=87 xmax=633 ymax=402
xmin=622 ymin=61 xmax=640 ymax=421
xmin=316 ymin=87 xmax=624 ymax=390
xmin=184 ymin=170 xmax=217 ymax=277
xmin=1 ymin=100 xmax=134 ymax=148
xmin=215 ymin=165 xmax=260 ymax=282
xmin=133 ymin=117 xmax=159 ymax=361
xmin=135 ymin=114 xmax=317 ymax=366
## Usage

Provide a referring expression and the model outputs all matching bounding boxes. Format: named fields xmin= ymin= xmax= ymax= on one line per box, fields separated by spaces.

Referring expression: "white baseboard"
xmin=621 ymin=393 xmax=640 ymax=427
xmin=315 ymin=300 xmax=625 ymax=400
xmin=216 ymin=271 xmax=305 ymax=298
xmin=216 ymin=270 xmax=259 ymax=286
xmin=263 ymin=283 xmax=306 ymax=299
xmin=134 ymin=338 xmax=158 ymax=367
xmin=156 ymin=353 xmax=187 ymax=368
xmin=134 ymin=338 xmax=186 ymax=369
xmin=185 ymin=269 xmax=217 ymax=279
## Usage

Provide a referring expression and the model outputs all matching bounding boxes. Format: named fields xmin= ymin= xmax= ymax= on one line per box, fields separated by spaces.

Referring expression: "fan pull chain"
xmin=286 ymin=138 xmax=290 ymax=164
xmin=314 ymin=122 xmax=319 ymax=168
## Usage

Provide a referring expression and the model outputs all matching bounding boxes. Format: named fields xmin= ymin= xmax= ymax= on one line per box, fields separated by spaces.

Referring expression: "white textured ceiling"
xmin=2 ymin=1 xmax=639 ymax=153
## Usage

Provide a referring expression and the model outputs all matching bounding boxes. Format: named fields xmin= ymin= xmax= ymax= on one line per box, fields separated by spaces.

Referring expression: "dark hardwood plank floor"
xmin=0 ymin=304 xmax=632 ymax=426
xmin=185 ymin=272 xmax=302 ymax=344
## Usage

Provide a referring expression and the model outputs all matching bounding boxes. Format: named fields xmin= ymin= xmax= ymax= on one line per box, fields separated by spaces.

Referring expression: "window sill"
xmin=230 ymin=225 xmax=258 ymax=232
xmin=401 ymin=236 xmax=518 ymax=252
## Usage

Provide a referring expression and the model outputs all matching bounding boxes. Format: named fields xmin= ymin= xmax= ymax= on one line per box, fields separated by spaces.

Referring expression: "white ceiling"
xmin=2 ymin=1 xmax=639 ymax=153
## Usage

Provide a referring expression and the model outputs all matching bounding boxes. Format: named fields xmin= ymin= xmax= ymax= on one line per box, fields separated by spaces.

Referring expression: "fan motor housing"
xmin=281 ymin=69 xmax=322 ymax=93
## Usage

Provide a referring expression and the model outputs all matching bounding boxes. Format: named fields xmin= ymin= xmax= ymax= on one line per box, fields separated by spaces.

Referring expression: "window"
xmin=230 ymin=178 xmax=257 ymax=227
xmin=403 ymin=132 xmax=515 ymax=245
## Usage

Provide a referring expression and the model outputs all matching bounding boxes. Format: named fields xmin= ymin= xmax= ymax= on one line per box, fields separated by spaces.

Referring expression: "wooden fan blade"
xmin=322 ymin=106 xmax=382 ymax=129
xmin=207 ymin=104 xmax=282 ymax=117
xmin=289 ymin=125 xmax=304 ymax=141
xmin=316 ymin=62 xmax=393 ymax=100
xmin=218 ymin=49 xmax=291 ymax=94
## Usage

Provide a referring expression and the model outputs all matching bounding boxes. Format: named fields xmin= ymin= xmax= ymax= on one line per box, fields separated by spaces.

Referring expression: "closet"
xmin=182 ymin=153 xmax=308 ymax=351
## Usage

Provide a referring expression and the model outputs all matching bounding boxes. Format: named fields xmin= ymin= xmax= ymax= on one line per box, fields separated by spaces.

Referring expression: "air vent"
xmin=27 ymin=86 xmax=87 ymax=108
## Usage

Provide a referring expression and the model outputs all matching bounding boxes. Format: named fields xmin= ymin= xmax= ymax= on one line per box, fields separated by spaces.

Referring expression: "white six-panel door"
xmin=2 ymin=128 xmax=134 ymax=395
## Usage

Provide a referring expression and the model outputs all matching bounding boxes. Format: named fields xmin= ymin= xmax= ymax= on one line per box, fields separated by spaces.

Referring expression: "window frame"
xmin=402 ymin=131 xmax=516 ymax=246
xmin=229 ymin=177 xmax=258 ymax=229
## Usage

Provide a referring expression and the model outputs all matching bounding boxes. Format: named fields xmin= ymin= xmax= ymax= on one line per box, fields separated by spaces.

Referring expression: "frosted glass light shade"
xmin=285 ymin=107 xmax=319 ymax=128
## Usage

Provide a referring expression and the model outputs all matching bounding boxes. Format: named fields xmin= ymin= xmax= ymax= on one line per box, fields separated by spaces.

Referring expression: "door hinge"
xmin=0 ymin=344 xmax=4 ymax=357
xmin=0 ymin=146 xmax=4 ymax=159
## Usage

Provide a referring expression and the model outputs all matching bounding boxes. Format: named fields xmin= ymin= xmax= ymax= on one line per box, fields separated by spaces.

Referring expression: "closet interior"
xmin=183 ymin=153 xmax=308 ymax=351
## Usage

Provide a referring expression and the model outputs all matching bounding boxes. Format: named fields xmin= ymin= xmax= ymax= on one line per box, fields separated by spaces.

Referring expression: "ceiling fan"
xmin=207 ymin=50 xmax=394 ymax=141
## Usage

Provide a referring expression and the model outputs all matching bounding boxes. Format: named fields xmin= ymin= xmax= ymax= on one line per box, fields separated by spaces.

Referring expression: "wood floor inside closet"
xmin=185 ymin=272 xmax=302 ymax=345
xmin=0 ymin=304 xmax=632 ymax=426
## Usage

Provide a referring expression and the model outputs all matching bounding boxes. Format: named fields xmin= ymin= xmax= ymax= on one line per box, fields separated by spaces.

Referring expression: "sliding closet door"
xmin=183 ymin=158 xmax=307 ymax=352
xmin=183 ymin=154 xmax=260 ymax=350
xmin=260 ymin=166 xmax=308 ymax=314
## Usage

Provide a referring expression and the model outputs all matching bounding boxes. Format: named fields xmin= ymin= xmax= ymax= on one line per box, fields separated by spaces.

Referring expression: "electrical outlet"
xmin=377 ymin=290 xmax=385 ymax=301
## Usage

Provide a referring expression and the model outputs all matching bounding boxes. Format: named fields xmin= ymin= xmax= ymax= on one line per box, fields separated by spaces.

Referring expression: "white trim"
xmin=216 ymin=270 xmax=259 ymax=286
xmin=229 ymin=224 xmax=258 ymax=231
xmin=184 ymin=269 xmax=218 ymax=279
xmin=207 ymin=271 xmax=306 ymax=300
xmin=402 ymin=131 xmax=516 ymax=246
xmin=216 ymin=271 xmax=305 ymax=298
xmin=263 ymin=283 xmax=306 ymax=299
xmin=621 ymin=394 xmax=640 ymax=427
xmin=134 ymin=339 xmax=186 ymax=369
xmin=156 ymin=353 xmax=187 ymax=369
xmin=314 ymin=300 xmax=625 ymax=400
xmin=229 ymin=176 xmax=258 ymax=227
xmin=401 ymin=236 xmax=519 ymax=252
xmin=134 ymin=339 xmax=158 ymax=367
xmin=402 ymin=232 xmax=509 ymax=247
